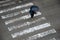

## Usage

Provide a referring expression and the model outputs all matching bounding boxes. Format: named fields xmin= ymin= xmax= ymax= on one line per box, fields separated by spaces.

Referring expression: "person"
xmin=29 ymin=5 xmax=39 ymax=18
xmin=29 ymin=10 xmax=36 ymax=18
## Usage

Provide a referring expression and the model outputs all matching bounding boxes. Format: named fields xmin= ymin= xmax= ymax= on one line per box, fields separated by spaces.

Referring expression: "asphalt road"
xmin=0 ymin=0 xmax=60 ymax=40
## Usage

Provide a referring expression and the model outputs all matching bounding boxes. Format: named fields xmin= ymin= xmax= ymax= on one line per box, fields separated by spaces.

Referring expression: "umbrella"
xmin=30 ymin=5 xmax=39 ymax=11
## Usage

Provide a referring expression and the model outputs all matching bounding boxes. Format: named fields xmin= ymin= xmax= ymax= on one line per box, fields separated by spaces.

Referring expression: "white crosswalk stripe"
xmin=1 ymin=8 xmax=30 ymax=19
xmin=50 ymin=38 xmax=56 ymax=40
xmin=1 ymin=12 xmax=20 ymax=19
xmin=8 ymin=17 xmax=46 ymax=31
xmin=24 ymin=29 xmax=56 ymax=40
xmin=0 ymin=0 xmax=10 ymax=3
xmin=5 ymin=11 xmax=41 ymax=25
xmin=0 ymin=1 xmax=22 ymax=7
xmin=11 ymin=23 xmax=51 ymax=38
xmin=0 ymin=2 xmax=15 ymax=7
xmin=20 ymin=8 xmax=30 ymax=13
xmin=0 ymin=2 xmax=34 ymax=14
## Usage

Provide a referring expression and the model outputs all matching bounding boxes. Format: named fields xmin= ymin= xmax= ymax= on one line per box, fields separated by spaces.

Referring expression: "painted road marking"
xmin=1 ymin=12 xmax=20 ymax=19
xmin=50 ymin=38 xmax=56 ymax=40
xmin=11 ymin=23 xmax=51 ymax=38
xmin=0 ymin=2 xmax=34 ymax=14
xmin=8 ymin=17 xmax=46 ymax=31
xmin=0 ymin=0 xmax=10 ymax=3
xmin=0 ymin=1 xmax=22 ymax=7
xmin=24 ymin=29 xmax=56 ymax=40
xmin=20 ymin=8 xmax=30 ymax=13
xmin=5 ymin=11 xmax=41 ymax=25
xmin=1 ymin=8 xmax=30 ymax=19
xmin=0 ymin=2 xmax=15 ymax=7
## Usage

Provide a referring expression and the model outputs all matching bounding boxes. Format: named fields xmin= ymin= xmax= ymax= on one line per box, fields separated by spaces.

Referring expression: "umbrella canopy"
xmin=30 ymin=5 xmax=39 ymax=11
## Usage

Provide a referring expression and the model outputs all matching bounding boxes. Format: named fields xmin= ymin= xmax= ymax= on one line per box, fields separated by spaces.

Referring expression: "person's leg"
xmin=31 ymin=13 xmax=34 ymax=18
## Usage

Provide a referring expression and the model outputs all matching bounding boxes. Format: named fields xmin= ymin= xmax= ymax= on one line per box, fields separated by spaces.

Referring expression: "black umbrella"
xmin=30 ymin=5 xmax=39 ymax=11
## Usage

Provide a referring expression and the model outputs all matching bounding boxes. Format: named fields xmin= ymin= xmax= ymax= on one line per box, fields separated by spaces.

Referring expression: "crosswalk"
xmin=0 ymin=2 xmax=34 ymax=13
xmin=8 ymin=17 xmax=46 ymax=31
xmin=11 ymin=22 xmax=51 ymax=38
xmin=5 ymin=11 xmax=41 ymax=25
xmin=1 ymin=8 xmax=30 ymax=19
xmin=0 ymin=1 xmax=57 ymax=40
xmin=24 ymin=29 xmax=56 ymax=40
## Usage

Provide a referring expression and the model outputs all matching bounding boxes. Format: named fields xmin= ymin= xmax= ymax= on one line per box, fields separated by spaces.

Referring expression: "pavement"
xmin=0 ymin=0 xmax=60 ymax=40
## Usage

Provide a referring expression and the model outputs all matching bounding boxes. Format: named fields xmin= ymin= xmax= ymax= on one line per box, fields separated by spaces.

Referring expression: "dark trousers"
xmin=29 ymin=9 xmax=37 ymax=18
xmin=31 ymin=13 xmax=34 ymax=18
xmin=30 ymin=11 xmax=36 ymax=18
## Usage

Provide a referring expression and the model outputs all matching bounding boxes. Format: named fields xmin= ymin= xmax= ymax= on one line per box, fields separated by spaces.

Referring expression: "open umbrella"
xmin=30 ymin=5 xmax=39 ymax=11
